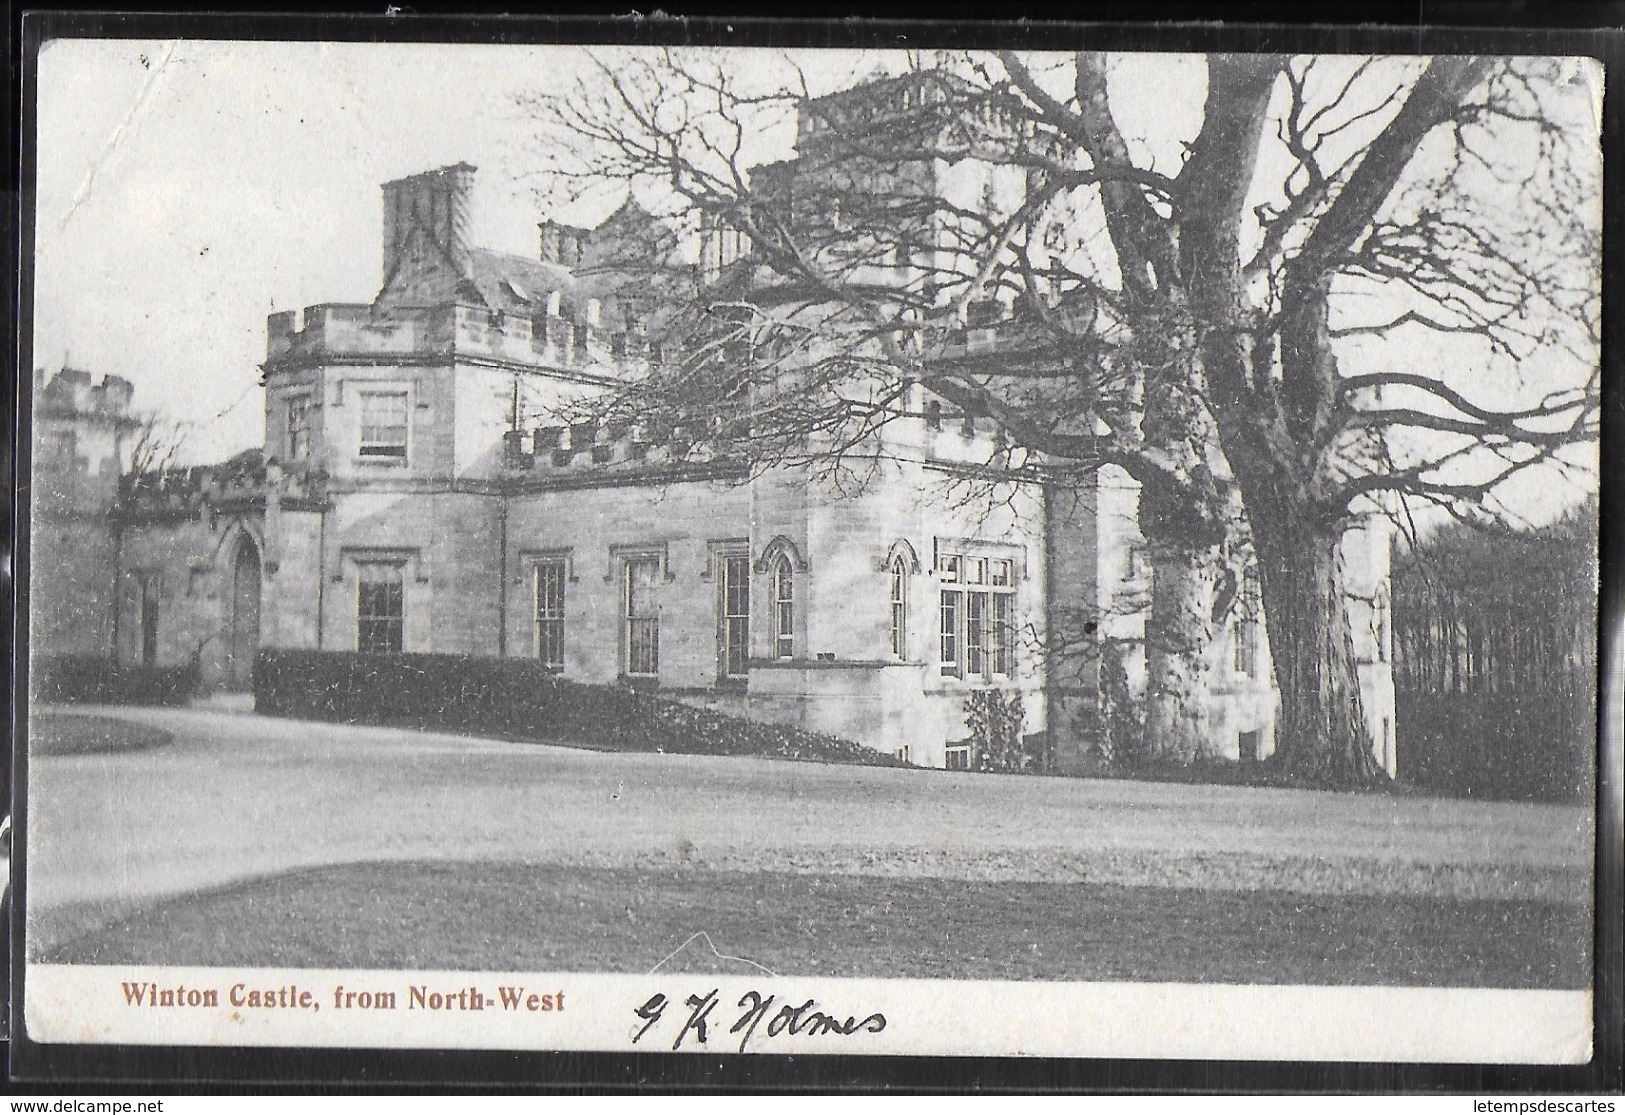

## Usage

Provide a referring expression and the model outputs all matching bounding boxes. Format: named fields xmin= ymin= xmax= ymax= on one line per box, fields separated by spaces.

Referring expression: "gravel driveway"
xmin=23 ymin=705 xmax=1593 ymax=930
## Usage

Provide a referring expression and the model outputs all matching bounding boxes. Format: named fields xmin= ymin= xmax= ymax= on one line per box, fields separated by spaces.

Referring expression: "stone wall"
xmin=29 ymin=371 xmax=135 ymax=664
xmin=116 ymin=512 xmax=263 ymax=690
xmin=501 ymin=476 xmax=755 ymax=688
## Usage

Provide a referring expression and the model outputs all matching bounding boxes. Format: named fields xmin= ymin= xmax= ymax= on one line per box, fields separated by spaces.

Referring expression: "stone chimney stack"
xmin=538 ymin=220 xmax=589 ymax=269
xmin=381 ymin=162 xmax=477 ymax=283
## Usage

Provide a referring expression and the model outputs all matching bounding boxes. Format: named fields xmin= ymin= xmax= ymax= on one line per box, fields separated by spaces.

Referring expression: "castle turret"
xmin=30 ymin=368 xmax=142 ymax=664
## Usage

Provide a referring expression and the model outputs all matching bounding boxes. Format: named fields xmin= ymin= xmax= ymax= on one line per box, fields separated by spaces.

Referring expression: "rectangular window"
xmin=945 ymin=745 xmax=971 ymax=771
xmin=1233 ymin=612 xmax=1256 ymax=675
xmin=1233 ymin=571 xmax=1259 ymax=676
xmin=534 ymin=562 xmax=566 ymax=670
xmin=991 ymin=592 xmax=1013 ymax=675
xmin=624 ymin=557 xmax=661 ymax=677
xmin=286 ymin=394 xmax=313 ymax=460
xmin=938 ymin=549 xmax=1016 ymax=680
xmin=940 ymin=590 xmax=961 ymax=677
xmin=965 ymin=591 xmax=987 ymax=676
xmin=720 ymin=554 xmax=751 ymax=678
xmin=357 ymin=562 xmax=405 ymax=654
xmin=358 ymin=391 xmax=409 ymax=459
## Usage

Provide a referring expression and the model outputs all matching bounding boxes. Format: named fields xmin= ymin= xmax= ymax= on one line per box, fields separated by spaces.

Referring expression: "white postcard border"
xmin=24 ymin=965 xmax=1593 ymax=1063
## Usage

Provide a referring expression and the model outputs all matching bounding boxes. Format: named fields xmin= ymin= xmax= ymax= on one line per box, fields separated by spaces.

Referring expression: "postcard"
xmin=15 ymin=29 xmax=1606 ymax=1074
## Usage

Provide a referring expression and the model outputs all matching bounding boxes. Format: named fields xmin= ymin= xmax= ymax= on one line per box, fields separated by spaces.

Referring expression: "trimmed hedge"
xmin=32 ymin=655 xmax=200 ymax=706
xmin=255 ymin=649 xmax=908 ymax=767
xmin=1397 ymin=689 xmax=1592 ymax=802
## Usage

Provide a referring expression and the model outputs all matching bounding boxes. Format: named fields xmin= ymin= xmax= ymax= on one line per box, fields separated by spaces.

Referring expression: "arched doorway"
xmin=227 ymin=537 xmax=262 ymax=690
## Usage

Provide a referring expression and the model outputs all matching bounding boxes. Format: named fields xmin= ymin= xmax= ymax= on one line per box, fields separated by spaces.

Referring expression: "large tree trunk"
xmin=1251 ymin=510 xmax=1383 ymax=786
xmin=1134 ymin=363 xmax=1235 ymax=765
xmin=1142 ymin=539 xmax=1224 ymax=763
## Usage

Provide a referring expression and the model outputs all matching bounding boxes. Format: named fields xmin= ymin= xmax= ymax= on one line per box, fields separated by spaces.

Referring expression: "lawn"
xmin=40 ymin=860 xmax=1588 ymax=988
xmin=29 ymin=712 xmax=173 ymax=756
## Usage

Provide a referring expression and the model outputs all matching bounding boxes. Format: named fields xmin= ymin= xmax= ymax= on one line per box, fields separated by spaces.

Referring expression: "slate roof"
xmin=466 ymin=249 xmax=581 ymax=314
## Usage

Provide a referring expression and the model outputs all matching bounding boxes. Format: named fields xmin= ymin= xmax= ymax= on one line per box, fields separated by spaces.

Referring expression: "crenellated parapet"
xmin=266 ymin=304 xmax=433 ymax=364
xmin=265 ymin=302 xmax=672 ymax=376
xmin=36 ymin=367 xmax=139 ymax=423
xmin=928 ymin=291 xmax=1100 ymax=363
xmin=118 ymin=450 xmax=268 ymax=524
xmin=500 ymin=417 xmax=747 ymax=479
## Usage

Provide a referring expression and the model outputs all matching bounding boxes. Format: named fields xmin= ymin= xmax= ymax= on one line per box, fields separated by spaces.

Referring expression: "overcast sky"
xmin=31 ymin=40 xmax=1597 ymax=526
xmin=31 ymin=41 xmax=1206 ymax=465
xmin=33 ymin=41 xmax=615 ymax=459
xmin=32 ymin=41 xmax=801 ymax=459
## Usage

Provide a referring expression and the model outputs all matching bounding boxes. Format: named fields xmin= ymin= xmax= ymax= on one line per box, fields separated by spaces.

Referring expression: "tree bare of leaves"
xmin=1178 ymin=54 xmax=1599 ymax=781
xmin=117 ymin=412 xmax=193 ymax=514
xmin=527 ymin=48 xmax=1598 ymax=785
xmin=527 ymin=50 xmax=1245 ymax=766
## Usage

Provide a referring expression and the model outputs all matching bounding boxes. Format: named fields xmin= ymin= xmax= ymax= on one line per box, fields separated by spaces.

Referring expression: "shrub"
xmin=255 ymin=649 xmax=907 ymax=767
xmin=1397 ymin=690 xmax=1591 ymax=802
xmin=32 ymin=655 xmax=200 ymax=706
xmin=1098 ymin=641 xmax=1145 ymax=766
xmin=963 ymin=688 xmax=1029 ymax=773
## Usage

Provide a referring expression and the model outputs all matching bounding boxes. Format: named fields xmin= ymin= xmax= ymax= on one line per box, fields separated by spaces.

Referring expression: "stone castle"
xmin=29 ymin=73 xmax=1397 ymax=774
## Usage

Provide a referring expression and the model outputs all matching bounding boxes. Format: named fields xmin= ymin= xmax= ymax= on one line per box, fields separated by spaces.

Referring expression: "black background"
xmin=5 ymin=2 xmax=1621 ymax=1095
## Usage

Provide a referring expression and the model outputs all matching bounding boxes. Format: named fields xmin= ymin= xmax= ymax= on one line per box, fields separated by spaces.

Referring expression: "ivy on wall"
xmin=963 ymin=688 xmax=1027 ymax=773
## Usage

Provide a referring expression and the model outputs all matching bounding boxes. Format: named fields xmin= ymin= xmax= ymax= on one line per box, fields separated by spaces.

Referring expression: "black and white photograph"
xmin=15 ymin=28 xmax=1608 ymax=1069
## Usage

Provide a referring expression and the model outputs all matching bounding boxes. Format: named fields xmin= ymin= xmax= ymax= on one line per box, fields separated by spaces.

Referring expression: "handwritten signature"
xmin=632 ymin=989 xmax=886 ymax=1053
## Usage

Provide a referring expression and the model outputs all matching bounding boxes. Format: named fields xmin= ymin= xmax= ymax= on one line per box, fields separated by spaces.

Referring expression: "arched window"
xmin=773 ymin=556 xmax=795 ymax=659
xmin=889 ymin=555 xmax=909 ymax=659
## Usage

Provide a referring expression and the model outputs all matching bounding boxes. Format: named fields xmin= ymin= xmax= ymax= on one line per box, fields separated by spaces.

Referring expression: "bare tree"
xmin=121 ymin=411 xmax=190 ymax=487
xmin=528 ymin=50 xmax=1244 ymax=766
xmin=528 ymin=48 xmax=1599 ymax=784
xmin=1166 ymin=54 xmax=1598 ymax=781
